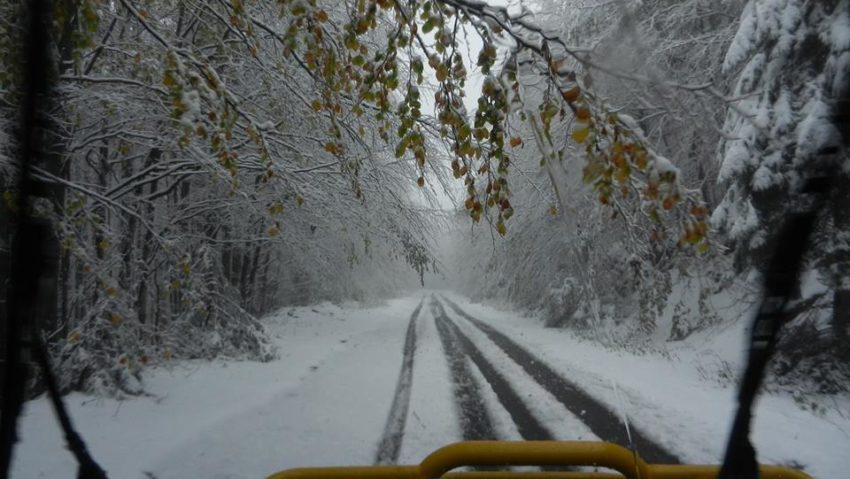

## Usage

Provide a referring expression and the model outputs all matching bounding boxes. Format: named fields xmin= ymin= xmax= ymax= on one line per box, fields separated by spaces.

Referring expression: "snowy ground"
xmin=438 ymin=292 xmax=850 ymax=478
xmin=11 ymin=291 xmax=850 ymax=478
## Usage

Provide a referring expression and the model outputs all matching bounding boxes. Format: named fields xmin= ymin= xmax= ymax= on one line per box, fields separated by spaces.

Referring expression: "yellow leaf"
xmin=496 ymin=221 xmax=507 ymax=236
xmin=269 ymin=201 xmax=285 ymax=215
xmin=311 ymin=99 xmax=323 ymax=111
xmin=571 ymin=127 xmax=590 ymax=144
xmin=436 ymin=64 xmax=449 ymax=82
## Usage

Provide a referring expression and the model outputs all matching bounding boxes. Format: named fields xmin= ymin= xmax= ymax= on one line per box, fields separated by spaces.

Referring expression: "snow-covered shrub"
xmin=541 ymin=277 xmax=580 ymax=328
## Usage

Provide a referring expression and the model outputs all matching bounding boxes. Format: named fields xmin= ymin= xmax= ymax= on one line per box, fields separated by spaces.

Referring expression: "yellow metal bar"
xmin=419 ymin=442 xmax=648 ymax=479
xmin=266 ymin=441 xmax=812 ymax=479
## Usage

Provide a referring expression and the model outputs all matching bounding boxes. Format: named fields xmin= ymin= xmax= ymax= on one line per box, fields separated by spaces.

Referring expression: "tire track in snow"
xmin=439 ymin=295 xmax=680 ymax=465
xmin=374 ymin=298 xmax=424 ymax=464
xmin=431 ymin=299 xmax=499 ymax=442
xmin=433 ymin=300 xmax=555 ymax=442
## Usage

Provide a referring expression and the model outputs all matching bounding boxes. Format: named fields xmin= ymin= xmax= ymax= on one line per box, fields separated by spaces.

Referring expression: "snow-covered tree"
xmin=711 ymin=0 xmax=849 ymax=345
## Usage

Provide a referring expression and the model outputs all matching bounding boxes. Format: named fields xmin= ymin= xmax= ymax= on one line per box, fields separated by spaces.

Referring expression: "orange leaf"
xmin=575 ymin=107 xmax=591 ymax=122
xmin=562 ymin=86 xmax=580 ymax=103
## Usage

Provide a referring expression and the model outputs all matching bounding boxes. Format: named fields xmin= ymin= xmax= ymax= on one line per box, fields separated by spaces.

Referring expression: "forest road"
xmin=374 ymin=294 xmax=679 ymax=467
xmin=374 ymin=298 xmax=425 ymax=464
xmin=436 ymin=295 xmax=681 ymax=465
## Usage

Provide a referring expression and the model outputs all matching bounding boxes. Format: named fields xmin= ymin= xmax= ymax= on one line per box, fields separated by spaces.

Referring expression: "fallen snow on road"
xmin=12 ymin=295 xmax=426 ymax=479
xmin=11 ymin=291 xmax=850 ymax=479
xmin=441 ymin=292 xmax=850 ymax=479
xmin=396 ymin=303 xmax=462 ymax=464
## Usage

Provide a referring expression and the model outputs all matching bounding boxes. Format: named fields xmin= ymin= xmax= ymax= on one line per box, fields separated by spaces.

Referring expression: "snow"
xmin=724 ymin=1 xmax=758 ymax=72
xmin=396 ymin=309 xmax=461 ymax=464
xmin=12 ymin=296 xmax=425 ymax=478
xmin=451 ymin=315 xmax=598 ymax=442
xmin=728 ymin=198 xmax=760 ymax=241
xmin=11 ymin=291 xmax=849 ymax=479
xmin=651 ymin=155 xmax=679 ymax=177
xmin=718 ymin=138 xmax=756 ymax=184
xmin=440 ymin=292 xmax=850 ymax=479
xmin=466 ymin=356 xmax=525 ymax=442
xmin=180 ymin=89 xmax=202 ymax=127
xmin=828 ymin=5 xmax=850 ymax=50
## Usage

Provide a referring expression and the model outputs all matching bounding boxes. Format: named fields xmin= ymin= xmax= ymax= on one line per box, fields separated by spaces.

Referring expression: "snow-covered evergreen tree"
xmin=712 ymin=0 xmax=850 ymax=271
xmin=711 ymin=0 xmax=850 ymax=388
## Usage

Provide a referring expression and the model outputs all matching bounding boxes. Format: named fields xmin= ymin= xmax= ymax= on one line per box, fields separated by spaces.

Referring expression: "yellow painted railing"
xmin=267 ymin=441 xmax=811 ymax=479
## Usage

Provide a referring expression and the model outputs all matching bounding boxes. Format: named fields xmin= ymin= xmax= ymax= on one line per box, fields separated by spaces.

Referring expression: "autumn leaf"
xmin=417 ymin=176 xmax=425 ymax=187
xmin=268 ymin=201 xmax=285 ymax=215
xmin=316 ymin=10 xmax=329 ymax=22
xmin=562 ymin=86 xmax=580 ymax=103
xmin=575 ymin=107 xmax=591 ymax=122
xmin=436 ymin=64 xmax=449 ymax=82
xmin=571 ymin=127 xmax=590 ymax=143
xmin=324 ymin=142 xmax=341 ymax=155
xmin=509 ymin=136 xmax=522 ymax=147
xmin=690 ymin=205 xmax=707 ymax=217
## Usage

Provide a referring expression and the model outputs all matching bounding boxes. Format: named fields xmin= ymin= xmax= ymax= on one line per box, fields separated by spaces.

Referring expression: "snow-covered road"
xmin=11 ymin=292 xmax=849 ymax=478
